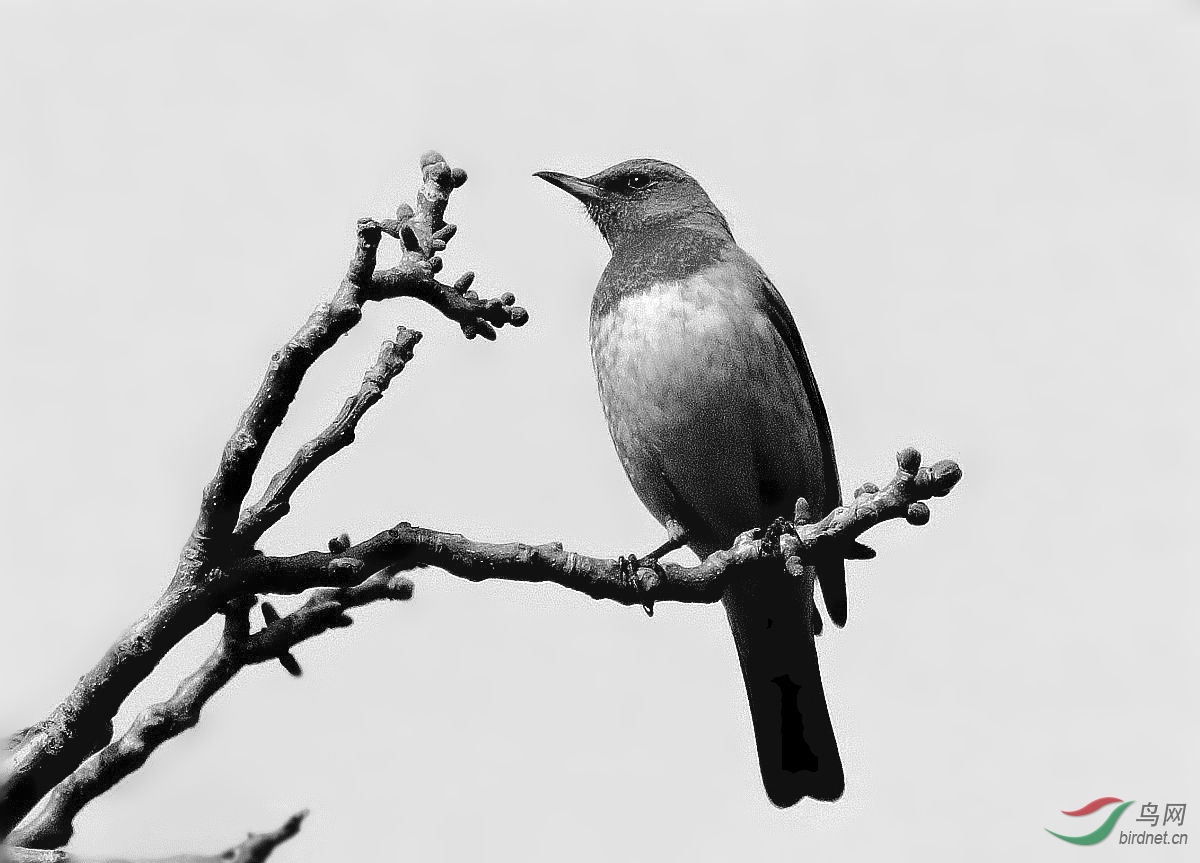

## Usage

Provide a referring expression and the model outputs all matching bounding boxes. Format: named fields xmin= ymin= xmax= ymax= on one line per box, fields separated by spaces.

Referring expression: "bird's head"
xmin=535 ymin=158 xmax=728 ymax=249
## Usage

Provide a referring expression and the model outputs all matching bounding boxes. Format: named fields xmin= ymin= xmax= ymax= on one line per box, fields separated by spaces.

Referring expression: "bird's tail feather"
xmin=722 ymin=560 xmax=843 ymax=806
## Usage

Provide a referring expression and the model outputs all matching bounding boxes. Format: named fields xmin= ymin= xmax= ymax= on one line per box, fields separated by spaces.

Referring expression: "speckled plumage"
xmin=590 ymin=235 xmax=828 ymax=554
xmin=539 ymin=159 xmax=846 ymax=807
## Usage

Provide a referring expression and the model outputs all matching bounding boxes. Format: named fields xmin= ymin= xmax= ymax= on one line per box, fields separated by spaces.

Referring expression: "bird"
xmin=536 ymin=158 xmax=846 ymax=807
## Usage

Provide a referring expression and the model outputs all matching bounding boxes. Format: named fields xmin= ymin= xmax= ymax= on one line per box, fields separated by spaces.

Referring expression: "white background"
xmin=1 ymin=1 xmax=1196 ymax=860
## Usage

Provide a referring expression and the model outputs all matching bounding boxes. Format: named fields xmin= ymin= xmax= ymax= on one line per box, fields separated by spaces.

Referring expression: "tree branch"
xmin=0 ymin=152 xmax=520 ymax=839
xmin=233 ymin=327 xmax=423 ymax=547
xmin=192 ymin=152 xmax=525 ymax=544
xmin=9 ymin=580 xmax=411 ymax=849
xmin=2 ymin=811 xmax=306 ymax=863
xmin=1 ymin=145 xmax=962 ymax=862
xmin=231 ymin=448 xmax=962 ymax=611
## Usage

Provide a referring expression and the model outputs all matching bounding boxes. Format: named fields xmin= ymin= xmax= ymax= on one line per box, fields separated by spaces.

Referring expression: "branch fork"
xmin=1 ymin=151 xmax=961 ymax=861
xmin=1 ymin=152 xmax=522 ymax=849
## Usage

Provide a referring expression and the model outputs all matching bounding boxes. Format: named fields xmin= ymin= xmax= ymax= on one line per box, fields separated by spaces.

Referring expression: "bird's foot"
xmin=755 ymin=517 xmax=825 ymax=636
xmin=759 ymin=516 xmax=795 ymax=557
xmin=619 ymin=553 xmax=663 ymax=618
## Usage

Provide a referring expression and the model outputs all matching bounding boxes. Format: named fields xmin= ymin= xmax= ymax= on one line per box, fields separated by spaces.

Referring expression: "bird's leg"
xmin=647 ymin=519 xmax=689 ymax=560
xmin=620 ymin=520 xmax=687 ymax=618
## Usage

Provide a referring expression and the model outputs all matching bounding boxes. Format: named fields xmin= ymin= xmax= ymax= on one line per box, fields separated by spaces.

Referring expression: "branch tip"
xmin=355 ymin=218 xmax=382 ymax=245
xmin=846 ymin=541 xmax=877 ymax=560
xmin=927 ymin=459 xmax=963 ymax=494
xmin=385 ymin=574 xmax=416 ymax=600
xmin=897 ymin=446 xmax=922 ymax=473
xmin=454 ymin=271 xmax=475 ymax=293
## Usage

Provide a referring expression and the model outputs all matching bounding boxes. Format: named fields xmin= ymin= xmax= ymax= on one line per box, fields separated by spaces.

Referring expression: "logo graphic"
xmin=1046 ymin=797 xmax=1135 ymax=845
xmin=1046 ymin=798 xmax=1189 ymax=846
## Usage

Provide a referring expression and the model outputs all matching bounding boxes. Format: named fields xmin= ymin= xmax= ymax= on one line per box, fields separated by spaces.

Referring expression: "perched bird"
xmin=536 ymin=159 xmax=846 ymax=806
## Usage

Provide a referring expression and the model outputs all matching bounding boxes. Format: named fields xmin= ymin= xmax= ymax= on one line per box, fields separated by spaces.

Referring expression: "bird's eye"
xmin=625 ymin=174 xmax=654 ymax=191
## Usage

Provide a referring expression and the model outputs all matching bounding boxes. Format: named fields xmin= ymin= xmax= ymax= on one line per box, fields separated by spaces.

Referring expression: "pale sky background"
xmin=1 ymin=1 xmax=1197 ymax=860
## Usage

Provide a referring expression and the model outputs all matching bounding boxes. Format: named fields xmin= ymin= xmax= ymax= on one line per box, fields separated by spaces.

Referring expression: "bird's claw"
xmin=619 ymin=553 xmax=662 ymax=617
xmin=759 ymin=516 xmax=794 ymax=557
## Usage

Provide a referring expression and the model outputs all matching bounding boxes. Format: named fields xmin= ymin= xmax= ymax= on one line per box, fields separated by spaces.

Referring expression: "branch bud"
xmin=928 ymin=459 xmax=963 ymax=495
xmin=453 ymin=271 xmax=475 ymax=293
xmin=906 ymin=502 xmax=931 ymax=525
xmin=386 ymin=575 xmax=415 ymax=600
xmin=328 ymin=533 xmax=351 ymax=553
xmin=897 ymin=447 xmax=922 ymax=473
xmin=279 ymin=652 xmax=303 ymax=677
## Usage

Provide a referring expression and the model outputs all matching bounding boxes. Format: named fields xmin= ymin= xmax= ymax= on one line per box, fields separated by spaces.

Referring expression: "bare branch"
xmin=194 ymin=151 xmax=523 ymax=544
xmin=232 ymin=449 xmax=963 ymax=608
xmin=0 ymin=153 xmax=517 ymax=838
xmin=0 ymin=848 xmax=66 ymax=863
xmin=192 ymin=218 xmax=381 ymax=544
xmin=2 ymin=143 xmax=960 ymax=862
xmin=0 ymin=591 xmax=216 ymax=838
xmin=370 ymin=267 xmax=528 ymax=341
xmin=233 ymin=327 xmax=424 ymax=547
xmin=9 ymin=582 xmax=410 ymax=849
xmin=2 ymin=811 xmax=306 ymax=863
xmin=208 ymin=809 xmax=307 ymax=863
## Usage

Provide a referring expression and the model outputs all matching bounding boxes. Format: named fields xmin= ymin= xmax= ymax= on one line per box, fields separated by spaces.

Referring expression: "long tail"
xmin=721 ymin=560 xmax=843 ymax=806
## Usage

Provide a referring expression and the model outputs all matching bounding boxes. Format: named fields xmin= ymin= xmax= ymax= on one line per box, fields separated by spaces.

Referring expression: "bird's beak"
xmin=533 ymin=170 xmax=604 ymax=203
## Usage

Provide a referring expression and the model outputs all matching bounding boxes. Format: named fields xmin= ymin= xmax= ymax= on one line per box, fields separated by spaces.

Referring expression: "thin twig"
xmin=1 ymin=811 xmax=306 ymax=863
xmin=233 ymin=327 xmax=424 ymax=546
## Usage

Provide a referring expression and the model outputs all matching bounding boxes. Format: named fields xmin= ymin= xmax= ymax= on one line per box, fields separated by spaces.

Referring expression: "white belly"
xmin=589 ymin=271 xmax=822 ymax=549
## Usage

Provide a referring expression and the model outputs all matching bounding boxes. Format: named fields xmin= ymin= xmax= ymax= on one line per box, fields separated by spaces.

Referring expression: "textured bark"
xmin=9 ymin=578 xmax=409 ymax=849
xmin=230 ymin=448 xmax=961 ymax=611
xmin=0 ymin=152 xmax=524 ymax=845
xmin=0 ymin=151 xmax=961 ymax=858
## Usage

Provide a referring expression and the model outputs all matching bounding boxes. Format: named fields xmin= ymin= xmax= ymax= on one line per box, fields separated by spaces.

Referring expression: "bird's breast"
xmin=589 ymin=266 xmax=816 ymax=544
xmin=590 ymin=273 xmax=759 ymax=414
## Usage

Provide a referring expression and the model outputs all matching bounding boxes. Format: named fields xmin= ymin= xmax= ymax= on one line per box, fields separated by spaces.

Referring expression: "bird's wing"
xmin=752 ymin=267 xmax=848 ymax=627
